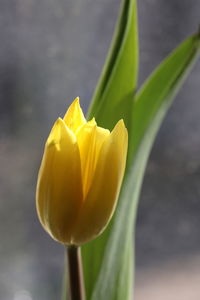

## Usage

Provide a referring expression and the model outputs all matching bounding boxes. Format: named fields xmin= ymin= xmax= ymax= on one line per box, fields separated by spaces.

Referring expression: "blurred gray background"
xmin=0 ymin=0 xmax=200 ymax=299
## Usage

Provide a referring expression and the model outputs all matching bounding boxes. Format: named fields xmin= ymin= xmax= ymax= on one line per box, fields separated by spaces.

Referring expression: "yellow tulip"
xmin=36 ymin=97 xmax=128 ymax=245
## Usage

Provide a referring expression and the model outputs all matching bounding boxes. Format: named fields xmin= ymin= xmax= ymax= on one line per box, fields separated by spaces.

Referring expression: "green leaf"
xmin=87 ymin=0 xmax=138 ymax=130
xmin=82 ymin=0 xmax=138 ymax=299
xmin=87 ymin=34 xmax=200 ymax=300
xmin=129 ymin=31 xmax=200 ymax=162
xmin=83 ymin=29 xmax=200 ymax=300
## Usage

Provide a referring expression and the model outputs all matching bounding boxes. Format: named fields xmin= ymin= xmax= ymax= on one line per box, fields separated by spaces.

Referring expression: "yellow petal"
xmin=71 ymin=120 xmax=128 ymax=245
xmin=36 ymin=118 xmax=83 ymax=244
xmin=76 ymin=118 xmax=110 ymax=198
xmin=63 ymin=97 xmax=86 ymax=133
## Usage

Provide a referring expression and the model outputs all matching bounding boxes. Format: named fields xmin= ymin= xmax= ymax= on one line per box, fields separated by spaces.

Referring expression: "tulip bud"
xmin=36 ymin=98 xmax=128 ymax=245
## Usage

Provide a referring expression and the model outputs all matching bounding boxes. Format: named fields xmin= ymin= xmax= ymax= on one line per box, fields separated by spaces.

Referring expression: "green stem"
xmin=66 ymin=246 xmax=85 ymax=300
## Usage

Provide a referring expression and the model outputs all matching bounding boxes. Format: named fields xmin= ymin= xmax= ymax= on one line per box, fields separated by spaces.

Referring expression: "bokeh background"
xmin=0 ymin=0 xmax=200 ymax=299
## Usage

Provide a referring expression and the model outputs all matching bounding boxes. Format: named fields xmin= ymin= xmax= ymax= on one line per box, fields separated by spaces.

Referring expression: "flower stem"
xmin=66 ymin=246 xmax=85 ymax=300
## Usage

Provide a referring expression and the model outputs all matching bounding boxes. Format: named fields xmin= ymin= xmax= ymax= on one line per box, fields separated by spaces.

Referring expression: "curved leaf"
xmin=87 ymin=0 xmax=138 ymax=130
xmin=86 ymin=31 xmax=200 ymax=300
xmin=82 ymin=0 xmax=138 ymax=299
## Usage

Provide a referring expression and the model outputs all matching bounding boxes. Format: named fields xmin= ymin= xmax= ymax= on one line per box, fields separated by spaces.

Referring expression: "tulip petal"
xmin=36 ymin=118 xmax=83 ymax=244
xmin=63 ymin=97 xmax=86 ymax=133
xmin=72 ymin=120 xmax=128 ymax=245
xmin=76 ymin=119 xmax=110 ymax=198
